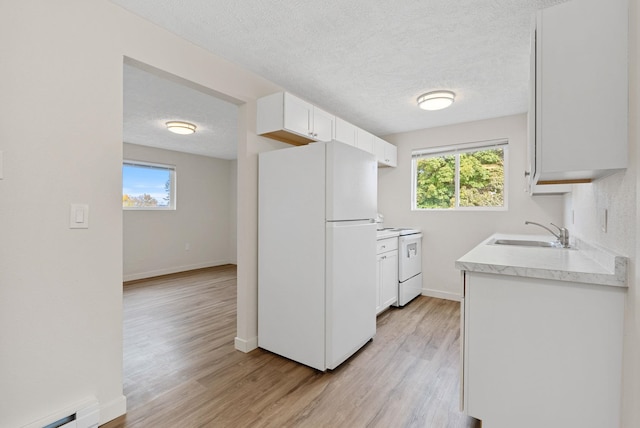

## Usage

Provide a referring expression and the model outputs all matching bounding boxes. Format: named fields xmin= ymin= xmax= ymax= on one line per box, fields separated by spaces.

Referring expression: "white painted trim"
xmin=123 ymin=260 xmax=232 ymax=282
xmin=98 ymin=395 xmax=127 ymax=426
xmin=422 ymin=288 xmax=463 ymax=302
xmin=234 ymin=336 xmax=258 ymax=353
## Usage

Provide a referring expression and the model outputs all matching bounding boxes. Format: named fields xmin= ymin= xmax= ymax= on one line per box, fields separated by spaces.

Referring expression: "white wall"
xmin=379 ymin=114 xmax=565 ymax=299
xmin=234 ymin=100 xmax=290 ymax=351
xmin=229 ymin=160 xmax=238 ymax=264
xmin=0 ymin=1 xmax=281 ymax=426
xmin=565 ymin=1 xmax=639 ymax=426
xmin=123 ymin=143 xmax=234 ymax=281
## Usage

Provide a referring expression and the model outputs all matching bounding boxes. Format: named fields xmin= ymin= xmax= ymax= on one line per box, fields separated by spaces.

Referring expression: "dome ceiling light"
xmin=417 ymin=91 xmax=456 ymax=111
xmin=166 ymin=121 xmax=197 ymax=135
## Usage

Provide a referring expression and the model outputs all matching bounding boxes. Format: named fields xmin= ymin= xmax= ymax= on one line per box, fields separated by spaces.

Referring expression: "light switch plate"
xmin=70 ymin=203 xmax=89 ymax=229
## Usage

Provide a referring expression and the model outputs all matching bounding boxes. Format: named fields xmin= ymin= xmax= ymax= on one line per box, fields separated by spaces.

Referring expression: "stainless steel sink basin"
xmin=488 ymin=238 xmax=562 ymax=248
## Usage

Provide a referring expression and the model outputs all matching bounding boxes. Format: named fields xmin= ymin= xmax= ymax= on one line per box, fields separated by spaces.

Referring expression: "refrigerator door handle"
xmin=326 ymin=219 xmax=376 ymax=225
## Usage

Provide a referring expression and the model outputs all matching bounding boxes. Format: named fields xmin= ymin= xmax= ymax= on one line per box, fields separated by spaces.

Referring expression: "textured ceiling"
xmin=115 ymin=0 xmax=569 ymax=158
xmin=123 ymin=63 xmax=238 ymax=159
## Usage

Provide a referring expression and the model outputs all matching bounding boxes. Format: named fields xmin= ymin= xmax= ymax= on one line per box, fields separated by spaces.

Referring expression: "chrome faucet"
xmin=525 ymin=221 xmax=570 ymax=248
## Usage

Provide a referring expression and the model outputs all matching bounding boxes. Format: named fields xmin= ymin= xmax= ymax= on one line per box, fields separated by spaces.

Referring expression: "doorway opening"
xmin=120 ymin=57 xmax=242 ymax=417
xmin=122 ymin=58 xmax=240 ymax=282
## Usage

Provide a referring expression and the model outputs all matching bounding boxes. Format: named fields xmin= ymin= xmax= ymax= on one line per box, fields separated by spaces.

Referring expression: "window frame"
xmin=411 ymin=139 xmax=509 ymax=211
xmin=122 ymin=160 xmax=177 ymax=211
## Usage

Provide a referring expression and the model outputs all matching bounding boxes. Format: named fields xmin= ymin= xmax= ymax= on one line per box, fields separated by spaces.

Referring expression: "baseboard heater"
xmin=23 ymin=397 xmax=100 ymax=428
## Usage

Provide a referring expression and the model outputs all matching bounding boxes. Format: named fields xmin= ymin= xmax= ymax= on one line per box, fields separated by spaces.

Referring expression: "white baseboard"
xmin=123 ymin=260 xmax=232 ymax=282
xmin=422 ymin=288 xmax=463 ymax=302
xmin=99 ymin=395 xmax=127 ymax=425
xmin=23 ymin=396 xmax=103 ymax=428
xmin=234 ymin=336 xmax=258 ymax=353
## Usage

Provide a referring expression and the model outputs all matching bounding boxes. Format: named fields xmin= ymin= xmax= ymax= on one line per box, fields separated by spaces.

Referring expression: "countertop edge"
xmin=454 ymin=260 xmax=627 ymax=288
xmin=456 ymin=234 xmax=628 ymax=288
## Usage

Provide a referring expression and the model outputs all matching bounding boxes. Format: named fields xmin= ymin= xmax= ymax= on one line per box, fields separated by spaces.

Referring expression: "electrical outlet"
xmin=600 ymin=208 xmax=608 ymax=233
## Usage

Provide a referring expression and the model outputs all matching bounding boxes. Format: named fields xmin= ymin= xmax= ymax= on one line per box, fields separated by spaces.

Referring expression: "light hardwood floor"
xmin=102 ymin=265 xmax=479 ymax=428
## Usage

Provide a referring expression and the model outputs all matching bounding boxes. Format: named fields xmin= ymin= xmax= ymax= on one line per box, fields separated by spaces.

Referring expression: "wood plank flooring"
xmin=102 ymin=265 xmax=479 ymax=428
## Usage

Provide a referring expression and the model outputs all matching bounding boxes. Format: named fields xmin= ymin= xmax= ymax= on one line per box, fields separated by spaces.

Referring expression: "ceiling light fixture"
xmin=166 ymin=121 xmax=197 ymax=135
xmin=417 ymin=90 xmax=456 ymax=111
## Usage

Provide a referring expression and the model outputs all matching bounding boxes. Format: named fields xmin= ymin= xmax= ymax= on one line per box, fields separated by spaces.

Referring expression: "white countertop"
xmin=377 ymin=229 xmax=400 ymax=240
xmin=455 ymin=233 xmax=628 ymax=288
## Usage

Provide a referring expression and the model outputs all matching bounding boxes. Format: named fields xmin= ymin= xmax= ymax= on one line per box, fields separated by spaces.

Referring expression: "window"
xmin=412 ymin=140 xmax=508 ymax=210
xmin=122 ymin=160 xmax=176 ymax=209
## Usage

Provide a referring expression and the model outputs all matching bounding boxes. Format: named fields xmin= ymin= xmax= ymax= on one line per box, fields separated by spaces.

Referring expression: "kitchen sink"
xmin=488 ymin=238 xmax=563 ymax=248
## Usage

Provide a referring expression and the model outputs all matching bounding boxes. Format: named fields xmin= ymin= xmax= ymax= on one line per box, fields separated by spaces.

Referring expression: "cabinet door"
xmin=374 ymin=137 xmax=386 ymax=164
xmin=312 ymin=106 xmax=335 ymax=142
xmin=464 ymin=272 xmax=625 ymax=426
xmin=376 ymin=255 xmax=383 ymax=314
xmin=383 ymin=141 xmax=397 ymax=167
xmin=283 ymin=92 xmax=312 ymax=138
xmin=380 ymin=250 xmax=398 ymax=308
xmin=375 ymin=137 xmax=398 ymax=168
xmin=356 ymin=128 xmax=375 ymax=154
xmin=535 ymin=0 xmax=627 ymax=180
xmin=526 ymin=27 xmax=537 ymax=193
xmin=384 ymin=143 xmax=398 ymax=167
xmin=335 ymin=117 xmax=357 ymax=146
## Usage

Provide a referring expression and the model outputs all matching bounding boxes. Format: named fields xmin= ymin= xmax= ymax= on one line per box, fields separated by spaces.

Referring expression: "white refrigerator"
xmin=258 ymin=141 xmax=378 ymax=371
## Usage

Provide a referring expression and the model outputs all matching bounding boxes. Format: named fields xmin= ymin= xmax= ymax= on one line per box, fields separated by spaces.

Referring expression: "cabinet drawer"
xmin=376 ymin=237 xmax=398 ymax=254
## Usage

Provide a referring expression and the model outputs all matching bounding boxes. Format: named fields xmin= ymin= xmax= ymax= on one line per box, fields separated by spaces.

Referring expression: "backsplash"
xmin=564 ymin=169 xmax=636 ymax=257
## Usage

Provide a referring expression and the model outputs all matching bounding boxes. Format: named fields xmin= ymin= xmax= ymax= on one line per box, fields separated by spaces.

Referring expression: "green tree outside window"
xmin=414 ymin=146 xmax=506 ymax=210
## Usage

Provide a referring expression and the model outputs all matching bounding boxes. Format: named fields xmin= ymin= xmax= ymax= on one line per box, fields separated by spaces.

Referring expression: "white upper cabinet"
xmin=308 ymin=105 xmax=335 ymax=142
xmin=375 ymin=137 xmax=397 ymax=168
xmin=336 ymin=118 xmax=394 ymax=163
xmin=527 ymin=0 xmax=628 ymax=190
xmin=355 ymin=128 xmax=375 ymax=154
xmin=282 ymin=93 xmax=313 ymax=139
xmin=257 ymin=92 xmax=334 ymax=145
xmin=258 ymin=91 xmax=397 ymax=168
xmin=334 ymin=117 xmax=358 ymax=147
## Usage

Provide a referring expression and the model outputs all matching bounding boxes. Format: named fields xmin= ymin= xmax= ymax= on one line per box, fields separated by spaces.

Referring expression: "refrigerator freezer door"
xmin=325 ymin=220 xmax=377 ymax=369
xmin=326 ymin=141 xmax=377 ymax=222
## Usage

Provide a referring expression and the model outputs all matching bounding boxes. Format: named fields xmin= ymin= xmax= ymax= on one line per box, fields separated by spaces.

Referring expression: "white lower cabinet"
xmin=461 ymin=271 xmax=625 ymax=428
xmin=376 ymin=237 xmax=398 ymax=314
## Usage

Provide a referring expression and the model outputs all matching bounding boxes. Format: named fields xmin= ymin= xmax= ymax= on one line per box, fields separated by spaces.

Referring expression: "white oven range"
xmin=388 ymin=228 xmax=423 ymax=307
